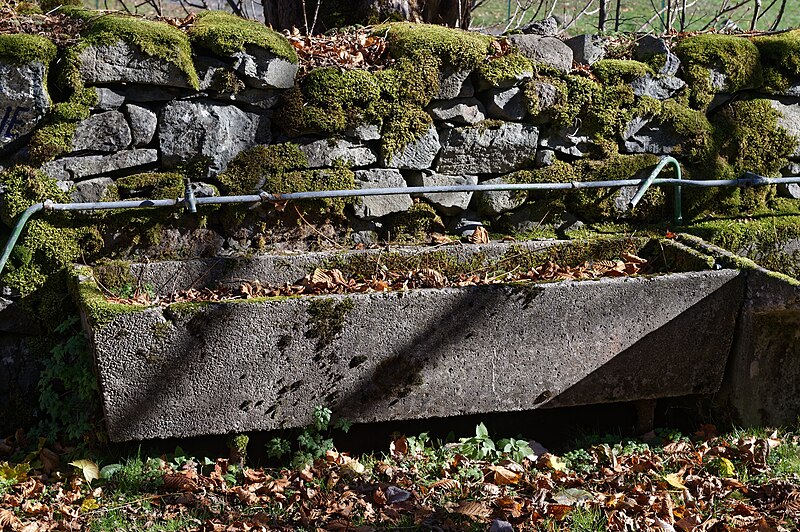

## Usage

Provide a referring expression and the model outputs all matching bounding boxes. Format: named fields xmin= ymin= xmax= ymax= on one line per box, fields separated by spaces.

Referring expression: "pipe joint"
xmin=183 ymin=179 xmax=197 ymax=213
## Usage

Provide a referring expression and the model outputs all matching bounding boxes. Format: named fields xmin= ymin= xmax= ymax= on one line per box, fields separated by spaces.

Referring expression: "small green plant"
xmin=457 ymin=423 xmax=534 ymax=462
xmin=266 ymin=406 xmax=352 ymax=468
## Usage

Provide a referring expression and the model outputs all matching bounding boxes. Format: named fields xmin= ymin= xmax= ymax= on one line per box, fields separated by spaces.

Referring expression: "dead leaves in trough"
xmin=2 ymin=427 xmax=800 ymax=530
xmin=107 ymin=252 xmax=650 ymax=306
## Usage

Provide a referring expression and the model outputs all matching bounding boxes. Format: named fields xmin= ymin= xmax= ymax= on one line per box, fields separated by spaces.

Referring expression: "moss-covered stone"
xmin=0 ymin=166 xmax=67 ymax=226
xmin=0 ymin=34 xmax=57 ymax=66
xmin=478 ymin=53 xmax=532 ymax=87
xmin=632 ymin=97 xmax=714 ymax=162
xmin=674 ymin=34 xmax=762 ymax=108
xmin=752 ymin=30 xmax=800 ymax=91
xmin=592 ymin=59 xmax=653 ymax=85
xmin=376 ymin=22 xmax=493 ymax=70
xmin=189 ymin=10 xmax=297 ymax=63
xmin=219 ymin=143 xmax=308 ymax=193
xmin=116 ymin=172 xmax=184 ymax=200
xmin=387 ymin=201 xmax=443 ymax=240
xmin=380 ymin=103 xmax=432 ymax=161
xmin=70 ymin=9 xmax=198 ymax=89
xmin=375 ymin=53 xmax=440 ymax=107
xmin=70 ymin=265 xmax=146 ymax=329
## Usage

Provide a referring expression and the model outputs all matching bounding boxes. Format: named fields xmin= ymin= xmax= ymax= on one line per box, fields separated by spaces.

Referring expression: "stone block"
xmin=79 ymin=41 xmax=194 ymax=88
xmin=353 ymin=168 xmax=413 ymax=219
xmin=437 ymin=123 xmax=539 ymax=174
xmin=0 ymin=60 xmax=50 ymax=152
xmin=407 ymin=170 xmax=477 ymax=214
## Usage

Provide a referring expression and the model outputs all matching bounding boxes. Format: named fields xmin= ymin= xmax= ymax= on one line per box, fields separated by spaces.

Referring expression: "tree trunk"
xmin=262 ymin=0 xmax=472 ymax=32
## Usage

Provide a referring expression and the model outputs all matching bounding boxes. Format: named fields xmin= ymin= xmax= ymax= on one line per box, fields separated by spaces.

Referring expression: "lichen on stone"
xmin=188 ymin=10 xmax=297 ymax=63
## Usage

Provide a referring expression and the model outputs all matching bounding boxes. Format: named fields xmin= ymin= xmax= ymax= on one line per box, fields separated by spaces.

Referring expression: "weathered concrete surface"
xmin=77 ymin=239 xmax=743 ymax=441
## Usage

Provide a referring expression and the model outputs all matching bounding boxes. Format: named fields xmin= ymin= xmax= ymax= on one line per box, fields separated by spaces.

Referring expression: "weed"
xmin=266 ymin=406 xmax=352 ymax=468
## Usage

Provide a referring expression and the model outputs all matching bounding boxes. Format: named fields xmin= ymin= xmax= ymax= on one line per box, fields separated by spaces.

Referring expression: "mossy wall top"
xmin=0 ymin=10 xmax=799 ymax=299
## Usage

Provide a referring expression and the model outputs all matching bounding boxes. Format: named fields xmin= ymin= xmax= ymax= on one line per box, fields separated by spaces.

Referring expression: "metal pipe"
xmin=628 ymin=156 xmax=682 ymax=224
xmin=2 ymin=167 xmax=800 ymax=280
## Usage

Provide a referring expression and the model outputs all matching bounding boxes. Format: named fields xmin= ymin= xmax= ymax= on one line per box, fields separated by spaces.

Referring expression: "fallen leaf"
xmin=665 ymin=473 xmax=687 ymax=491
xmin=453 ymin=500 xmax=491 ymax=519
xmin=487 ymin=464 xmax=522 ymax=486
xmin=469 ymin=226 xmax=489 ymax=244
xmin=69 ymin=459 xmax=99 ymax=483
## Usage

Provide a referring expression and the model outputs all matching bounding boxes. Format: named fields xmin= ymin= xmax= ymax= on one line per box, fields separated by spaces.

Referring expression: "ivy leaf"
xmin=99 ymin=463 xmax=123 ymax=480
xmin=69 ymin=459 xmax=100 ymax=482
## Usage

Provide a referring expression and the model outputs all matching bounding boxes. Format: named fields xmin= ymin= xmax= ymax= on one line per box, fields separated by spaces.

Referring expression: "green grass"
xmin=471 ymin=0 xmax=800 ymax=33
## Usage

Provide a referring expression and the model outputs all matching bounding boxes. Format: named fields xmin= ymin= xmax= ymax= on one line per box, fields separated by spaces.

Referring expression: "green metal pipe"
xmin=628 ymin=156 xmax=683 ymax=225
xmin=0 ymin=203 xmax=43 ymax=279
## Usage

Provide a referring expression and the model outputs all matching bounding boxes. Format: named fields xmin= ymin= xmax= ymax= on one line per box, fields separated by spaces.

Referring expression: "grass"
xmin=471 ymin=0 xmax=800 ymax=33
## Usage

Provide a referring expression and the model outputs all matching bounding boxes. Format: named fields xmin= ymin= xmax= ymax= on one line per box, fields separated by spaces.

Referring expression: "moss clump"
xmin=632 ymin=97 xmax=714 ymax=162
xmin=524 ymin=77 xmax=568 ymax=120
xmin=116 ymin=172 xmax=184 ymax=199
xmin=29 ymin=82 xmax=97 ymax=164
xmin=0 ymin=34 xmax=57 ymax=66
xmin=752 ymin=30 xmax=800 ymax=90
xmin=478 ymin=53 xmax=532 ymax=87
xmin=674 ymin=34 xmax=762 ymax=108
xmin=591 ymin=59 xmax=653 ymax=85
xmin=0 ymin=166 xmax=67 ymax=226
xmin=70 ymin=266 xmax=146 ymax=329
xmin=388 ymin=201 xmax=444 ymax=240
xmin=219 ymin=143 xmax=308 ymax=193
xmin=306 ymin=297 xmax=355 ymax=350
xmin=375 ymin=22 xmax=493 ymax=70
xmin=189 ymin=11 xmax=297 ymax=63
xmin=380 ymin=103 xmax=432 ymax=161
xmin=375 ymin=53 xmax=441 ymax=107
xmin=75 ymin=11 xmax=198 ymax=89
xmin=93 ymin=260 xmax=135 ymax=294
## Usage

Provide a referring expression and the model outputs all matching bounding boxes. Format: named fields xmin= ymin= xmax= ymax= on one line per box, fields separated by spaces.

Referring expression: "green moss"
xmin=76 ymin=11 xmax=198 ymax=89
xmin=0 ymin=34 xmax=57 ymax=66
xmin=380 ymin=103 xmax=432 ymax=161
xmin=375 ymin=53 xmax=441 ymax=107
xmin=70 ymin=266 xmax=146 ymax=329
xmin=92 ymin=260 xmax=135 ymax=294
xmin=674 ymin=34 xmax=762 ymax=108
xmin=219 ymin=144 xmax=307 ymax=193
xmin=591 ymin=59 xmax=653 ymax=85
xmin=478 ymin=53 xmax=532 ymax=87
xmin=376 ymin=22 xmax=493 ymax=70
xmin=524 ymin=77 xmax=568 ymax=120
xmin=685 ymin=216 xmax=800 ymax=280
xmin=16 ymin=2 xmax=42 ymax=14
xmin=752 ymin=30 xmax=800 ymax=83
xmin=0 ymin=166 xmax=67 ymax=225
xmin=388 ymin=202 xmax=443 ymax=240
xmin=39 ymin=0 xmax=81 ymax=11
xmin=116 ymin=172 xmax=184 ymax=200
xmin=28 ymin=87 xmax=97 ymax=165
xmin=189 ymin=11 xmax=297 ymax=63
xmin=632 ymin=97 xmax=714 ymax=162
xmin=306 ymin=297 xmax=354 ymax=350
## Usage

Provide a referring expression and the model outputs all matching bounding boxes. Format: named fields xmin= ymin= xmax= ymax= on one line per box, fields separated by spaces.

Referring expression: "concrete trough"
xmin=73 ymin=237 xmax=745 ymax=441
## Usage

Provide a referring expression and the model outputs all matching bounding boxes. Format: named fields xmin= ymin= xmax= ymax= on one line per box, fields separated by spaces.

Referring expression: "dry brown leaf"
xmin=487 ymin=464 xmax=522 ymax=486
xmin=469 ymin=226 xmax=490 ymax=244
xmin=453 ymin=500 xmax=491 ymax=519
xmin=0 ymin=508 xmax=20 ymax=529
xmin=233 ymin=486 xmax=259 ymax=506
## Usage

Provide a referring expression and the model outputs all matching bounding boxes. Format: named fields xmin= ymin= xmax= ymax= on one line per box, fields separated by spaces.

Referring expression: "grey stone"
xmin=784 ymin=82 xmax=800 ymax=97
xmin=93 ymin=87 xmax=126 ymax=110
xmin=769 ymin=100 xmax=800 ymax=158
xmin=40 ymin=149 xmax=158 ymax=181
xmin=381 ymin=124 xmax=440 ymax=169
xmin=485 ymin=87 xmax=527 ymax=121
xmin=527 ymin=79 xmax=562 ymax=116
xmin=426 ymin=98 xmax=485 ymax=125
xmin=437 ymin=123 xmax=539 ymax=174
xmin=623 ymin=116 xmax=684 ymax=155
xmin=233 ymin=89 xmax=281 ymax=110
xmin=536 ymin=149 xmax=555 ymax=167
xmin=78 ymin=41 xmax=193 ymax=88
xmin=448 ymin=210 xmax=483 ymax=237
xmin=76 ymin=238 xmax=741 ymax=440
xmin=0 ymin=297 xmax=40 ymax=335
xmin=437 ymin=67 xmax=474 ymax=99
xmin=565 ymin=34 xmax=605 ymax=65
xmin=72 ymin=111 xmax=132 ymax=152
xmin=407 ymin=170 xmax=477 ymax=214
xmin=709 ymin=67 xmax=727 ymax=92
xmin=346 ymin=123 xmax=381 ymax=141
xmin=540 ymin=125 xmax=595 ymax=158
xmin=633 ymin=35 xmax=681 ymax=75
xmin=630 ymin=74 xmax=685 ymax=100
xmin=478 ymin=68 xmax=533 ymax=91
xmin=782 ymin=162 xmax=800 ymax=176
xmin=71 ymin=177 xmax=115 ymax=203
xmin=299 ymin=138 xmax=376 ymax=168
xmin=520 ymin=16 xmax=560 ymax=36
xmin=189 ymin=181 xmax=218 ymax=198
xmin=0 ymin=60 xmax=50 ymax=151
xmin=125 ymin=85 xmax=186 ymax=102
xmin=353 ymin=169 xmax=412 ymax=219
xmin=490 ymin=519 xmax=514 ymax=532
xmin=476 ymin=176 xmax=528 ymax=216
xmin=195 ymin=55 xmax=239 ymax=92
xmin=778 ymin=183 xmax=800 ymax=199
xmin=232 ymin=45 xmax=299 ymax=89
xmin=509 ymin=35 xmax=573 ymax=73
xmin=159 ymin=100 xmax=269 ymax=174
xmin=124 ymin=104 xmax=157 ymax=147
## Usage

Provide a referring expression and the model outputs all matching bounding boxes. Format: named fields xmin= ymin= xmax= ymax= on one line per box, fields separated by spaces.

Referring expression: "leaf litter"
xmin=2 ymin=427 xmax=800 ymax=530
xmin=105 ymin=252 xmax=651 ymax=306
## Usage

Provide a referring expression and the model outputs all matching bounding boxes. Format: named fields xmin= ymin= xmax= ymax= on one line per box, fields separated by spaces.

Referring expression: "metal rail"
xmin=1 ymin=159 xmax=799 ymax=278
